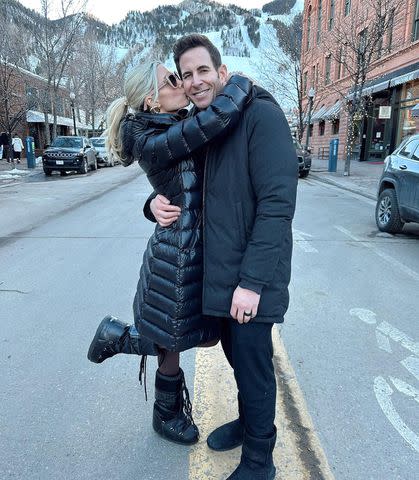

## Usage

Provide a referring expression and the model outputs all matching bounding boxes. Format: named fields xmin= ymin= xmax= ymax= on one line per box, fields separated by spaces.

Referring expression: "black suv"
xmin=293 ymin=138 xmax=312 ymax=178
xmin=375 ymin=134 xmax=419 ymax=233
xmin=42 ymin=136 xmax=97 ymax=176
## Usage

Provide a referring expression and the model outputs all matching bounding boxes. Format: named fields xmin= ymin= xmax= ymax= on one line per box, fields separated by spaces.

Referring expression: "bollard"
xmin=328 ymin=138 xmax=339 ymax=172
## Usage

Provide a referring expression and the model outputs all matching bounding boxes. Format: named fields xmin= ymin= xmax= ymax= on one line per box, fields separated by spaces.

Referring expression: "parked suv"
xmin=42 ymin=136 xmax=97 ymax=175
xmin=375 ymin=134 xmax=419 ymax=233
xmin=90 ymin=137 xmax=116 ymax=167
xmin=293 ymin=138 xmax=311 ymax=178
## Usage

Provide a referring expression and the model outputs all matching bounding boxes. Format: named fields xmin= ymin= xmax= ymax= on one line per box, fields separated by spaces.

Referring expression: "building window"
xmin=316 ymin=62 xmax=320 ymax=85
xmin=328 ymin=0 xmax=335 ymax=30
xmin=311 ymin=65 xmax=316 ymax=87
xmin=337 ymin=47 xmax=344 ymax=79
xmin=325 ymin=56 xmax=332 ymax=85
xmin=303 ymin=71 xmax=308 ymax=95
xmin=413 ymin=0 xmax=419 ymax=41
xmin=387 ymin=8 xmax=395 ymax=52
xmin=309 ymin=124 xmax=313 ymax=137
xmin=319 ymin=120 xmax=325 ymax=136
xmin=26 ymin=86 xmax=38 ymax=110
xmin=316 ymin=0 xmax=322 ymax=44
xmin=359 ymin=28 xmax=368 ymax=57
xmin=306 ymin=6 xmax=312 ymax=51
xmin=332 ymin=119 xmax=340 ymax=134
xmin=344 ymin=0 xmax=351 ymax=16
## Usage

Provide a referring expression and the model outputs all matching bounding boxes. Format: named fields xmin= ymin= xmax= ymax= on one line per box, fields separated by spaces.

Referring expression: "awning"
xmin=324 ymin=101 xmax=341 ymax=120
xmin=26 ymin=110 xmax=88 ymax=129
xmin=412 ymin=103 xmax=419 ymax=118
xmin=347 ymin=80 xmax=390 ymax=100
xmin=311 ymin=105 xmax=328 ymax=122
xmin=390 ymin=68 xmax=419 ymax=88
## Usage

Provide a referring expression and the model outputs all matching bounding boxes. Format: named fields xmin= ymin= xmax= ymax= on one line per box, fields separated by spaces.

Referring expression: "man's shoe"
xmin=153 ymin=368 xmax=199 ymax=445
xmin=226 ymin=429 xmax=277 ymax=480
xmin=207 ymin=419 xmax=244 ymax=451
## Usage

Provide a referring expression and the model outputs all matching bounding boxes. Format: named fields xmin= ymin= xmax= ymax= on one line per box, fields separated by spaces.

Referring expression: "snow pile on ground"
xmin=0 ymin=168 xmax=33 ymax=180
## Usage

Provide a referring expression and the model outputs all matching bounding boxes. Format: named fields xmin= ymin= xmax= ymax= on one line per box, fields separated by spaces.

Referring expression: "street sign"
xmin=379 ymin=106 xmax=392 ymax=119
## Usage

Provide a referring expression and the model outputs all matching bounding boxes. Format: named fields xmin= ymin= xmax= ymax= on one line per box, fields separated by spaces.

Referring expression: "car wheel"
xmin=299 ymin=169 xmax=309 ymax=178
xmin=375 ymin=188 xmax=404 ymax=233
xmin=43 ymin=168 xmax=52 ymax=176
xmin=80 ymin=158 xmax=88 ymax=174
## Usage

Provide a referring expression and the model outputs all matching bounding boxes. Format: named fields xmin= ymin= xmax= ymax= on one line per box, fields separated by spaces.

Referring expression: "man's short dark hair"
xmin=173 ymin=34 xmax=222 ymax=75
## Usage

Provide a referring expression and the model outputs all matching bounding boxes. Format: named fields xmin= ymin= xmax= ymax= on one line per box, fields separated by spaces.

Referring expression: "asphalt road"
xmin=0 ymin=168 xmax=418 ymax=479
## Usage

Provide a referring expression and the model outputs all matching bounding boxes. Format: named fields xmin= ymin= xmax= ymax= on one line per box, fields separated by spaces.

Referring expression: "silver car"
xmin=375 ymin=134 xmax=419 ymax=233
xmin=90 ymin=137 xmax=117 ymax=167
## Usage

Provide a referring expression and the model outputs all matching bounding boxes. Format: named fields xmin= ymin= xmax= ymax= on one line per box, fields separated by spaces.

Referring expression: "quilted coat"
xmin=121 ymin=75 xmax=253 ymax=351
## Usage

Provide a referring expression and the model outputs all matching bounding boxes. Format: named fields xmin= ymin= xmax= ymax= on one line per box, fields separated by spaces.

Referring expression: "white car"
xmin=90 ymin=137 xmax=117 ymax=167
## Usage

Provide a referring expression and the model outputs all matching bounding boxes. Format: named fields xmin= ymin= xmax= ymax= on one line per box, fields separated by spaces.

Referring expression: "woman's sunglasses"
xmin=158 ymin=72 xmax=181 ymax=91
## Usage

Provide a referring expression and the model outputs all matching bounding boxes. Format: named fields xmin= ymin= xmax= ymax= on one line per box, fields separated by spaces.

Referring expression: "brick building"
xmin=301 ymin=0 xmax=419 ymax=162
xmin=1 ymin=64 xmax=87 ymax=157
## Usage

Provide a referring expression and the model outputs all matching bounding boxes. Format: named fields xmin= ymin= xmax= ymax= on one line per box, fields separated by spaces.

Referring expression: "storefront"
xmin=394 ymin=80 xmax=419 ymax=145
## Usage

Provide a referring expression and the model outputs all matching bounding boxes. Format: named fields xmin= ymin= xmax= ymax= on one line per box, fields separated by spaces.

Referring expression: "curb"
xmin=309 ymin=172 xmax=377 ymax=201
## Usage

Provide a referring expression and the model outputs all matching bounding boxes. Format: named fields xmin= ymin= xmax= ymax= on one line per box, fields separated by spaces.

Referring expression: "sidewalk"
xmin=0 ymin=157 xmax=42 ymax=186
xmin=309 ymin=157 xmax=383 ymax=200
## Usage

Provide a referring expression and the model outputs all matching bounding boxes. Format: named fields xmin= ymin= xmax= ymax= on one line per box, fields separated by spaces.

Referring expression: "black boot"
xmin=87 ymin=315 xmax=157 ymax=363
xmin=226 ymin=429 xmax=277 ymax=480
xmin=153 ymin=368 xmax=199 ymax=445
xmin=207 ymin=419 xmax=244 ymax=451
xmin=207 ymin=393 xmax=245 ymax=451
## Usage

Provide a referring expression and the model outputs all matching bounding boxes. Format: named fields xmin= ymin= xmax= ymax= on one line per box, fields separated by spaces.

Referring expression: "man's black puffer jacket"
xmin=121 ymin=75 xmax=253 ymax=352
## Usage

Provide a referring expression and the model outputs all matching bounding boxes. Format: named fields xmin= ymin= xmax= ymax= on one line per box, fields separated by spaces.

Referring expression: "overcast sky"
xmin=19 ymin=0 xmax=269 ymax=25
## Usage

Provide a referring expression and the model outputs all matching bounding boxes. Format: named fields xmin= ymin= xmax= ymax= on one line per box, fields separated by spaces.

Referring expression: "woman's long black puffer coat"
xmin=121 ymin=75 xmax=253 ymax=352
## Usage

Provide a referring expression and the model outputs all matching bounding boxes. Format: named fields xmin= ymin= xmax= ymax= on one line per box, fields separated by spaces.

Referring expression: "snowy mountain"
xmin=5 ymin=0 xmax=304 ymax=108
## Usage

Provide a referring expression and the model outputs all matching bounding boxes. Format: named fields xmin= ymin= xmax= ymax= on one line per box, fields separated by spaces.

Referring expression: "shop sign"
xmin=379 ymin=106 xmax=392 ymax=119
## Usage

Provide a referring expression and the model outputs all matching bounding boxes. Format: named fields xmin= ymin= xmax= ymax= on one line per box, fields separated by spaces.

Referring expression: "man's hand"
xmin=150 ymin=194 xmax=181 ymax=227
xmin=230 ymin=286 xmax=261 ymax=324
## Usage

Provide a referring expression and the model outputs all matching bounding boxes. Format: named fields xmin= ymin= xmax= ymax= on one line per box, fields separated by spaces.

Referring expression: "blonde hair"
xmin=105 ymin=60 xmax=161 ymax=166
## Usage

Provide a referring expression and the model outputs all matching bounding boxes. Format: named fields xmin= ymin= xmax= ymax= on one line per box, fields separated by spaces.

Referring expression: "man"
xmin=149 ymin=35 xmax=297 ymax=480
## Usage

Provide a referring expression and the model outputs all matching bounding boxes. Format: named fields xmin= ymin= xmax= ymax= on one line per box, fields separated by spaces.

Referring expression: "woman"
xmin=87 ymin=60 xmax=253 ymax=445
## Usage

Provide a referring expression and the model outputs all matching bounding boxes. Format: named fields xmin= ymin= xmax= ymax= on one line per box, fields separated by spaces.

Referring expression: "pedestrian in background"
xmin=11 ymin=133 xmax=24 ymax=164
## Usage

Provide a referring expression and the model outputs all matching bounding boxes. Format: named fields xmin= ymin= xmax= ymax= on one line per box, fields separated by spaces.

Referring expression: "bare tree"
xmin=34 ymin=0 xmax=87 ymax=143
xmin=0 ymin=20 xmax=34 ymax=163
xmin=325 ymin=0 xmax=405 ymax=175
xmin=68 ymin=33 xmax=124 ymax=135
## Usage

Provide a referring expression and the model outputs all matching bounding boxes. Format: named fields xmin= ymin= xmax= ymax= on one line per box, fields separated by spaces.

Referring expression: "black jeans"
xmin=216 ymin=317 xmax=276 ymax=439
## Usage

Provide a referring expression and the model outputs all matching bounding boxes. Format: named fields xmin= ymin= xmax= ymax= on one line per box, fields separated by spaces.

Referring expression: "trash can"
xmin=26 ymin=136 xmax=36 ymax=168
xmin=328 ymin=138 xmax=339 ymax=172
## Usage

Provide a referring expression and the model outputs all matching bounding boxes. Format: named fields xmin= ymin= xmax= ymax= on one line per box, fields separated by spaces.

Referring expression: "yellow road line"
xmin=189 ymin=326 xmax=335 ymax=480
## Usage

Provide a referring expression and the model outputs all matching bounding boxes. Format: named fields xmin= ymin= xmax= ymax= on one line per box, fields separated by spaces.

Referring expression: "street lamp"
xmin=69 ymin=92 xmax=77 ymax=136
xmin=305 ymin=87 xmax=316 ymax=152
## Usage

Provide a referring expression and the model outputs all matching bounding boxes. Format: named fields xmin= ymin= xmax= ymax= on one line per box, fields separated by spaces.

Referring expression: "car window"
xmin=412 ymin=145 xmax=419 ymax=161
xmin=399 ymin=140 xmax=419 ymax=158
xmin=91 ymin=138 xmax=105 ymax=147
xmin=51 ymin=137 xmax=82 ymax=148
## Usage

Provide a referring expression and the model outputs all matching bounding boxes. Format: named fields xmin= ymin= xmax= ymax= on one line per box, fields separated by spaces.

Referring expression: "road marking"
xmin=377 ymin=321 xmax=419 ymax=357
xmin=335 ymin=226 xmax=419 ymax=282
xmin=293 ymin=229 xmax=318 ymax=253
xmin=390 ymin=377 xmax=419 ymax=404
xmin=376 ymin=331 xmax=393 ymax=353
xmin=374 ymin=376 xmax=419 ymax=453
xmin=349 ymin=308 xmax=377 ymax=325
xmin=190 ymin=327 xmax=334 ymax=479
xmin=401 ymin=356 xmax=419 ymax=382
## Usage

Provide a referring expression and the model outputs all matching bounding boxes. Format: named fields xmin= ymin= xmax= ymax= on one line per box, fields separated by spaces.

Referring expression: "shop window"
xmin=413 ymin=0 xmax=419 ymax=42
xmin=332 ymin=119 xmax=340 ymax=135
xmin=316 ymin=0 xmax=322 ymax=44
xmin=328 ymin=0 xmax=335 ymax=31
xmin=344 ymin=0 xmax=351 ymax=16
xmin=319 ymin=120 xmax=325 ymax=136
